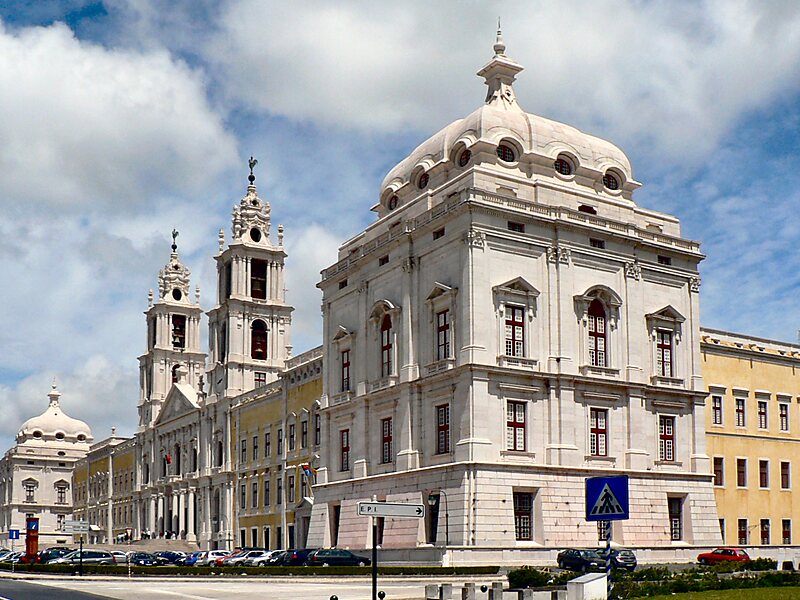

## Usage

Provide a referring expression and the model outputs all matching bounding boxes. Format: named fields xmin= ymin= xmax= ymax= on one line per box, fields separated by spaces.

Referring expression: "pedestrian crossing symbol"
xmin=585 ymin=475 xmax=629 ymax=521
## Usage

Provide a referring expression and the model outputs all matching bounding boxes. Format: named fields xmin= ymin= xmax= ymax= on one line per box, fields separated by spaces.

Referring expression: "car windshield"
xmin=581 ymin=551 xmax=600 ymax=558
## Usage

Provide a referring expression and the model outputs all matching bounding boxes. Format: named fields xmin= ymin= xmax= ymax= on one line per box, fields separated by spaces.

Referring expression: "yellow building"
xmin=701 ymin=328 xmax=800 ymax=547
xmin=231 ymin=346 xmax=322 ymax=550
xmin=72 ymin=433 xmax=137 ymax=544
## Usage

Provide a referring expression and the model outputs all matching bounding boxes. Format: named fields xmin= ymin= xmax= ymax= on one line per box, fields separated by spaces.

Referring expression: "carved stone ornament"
xmin=158 ymin=254 xmax=191 ymax=300
xmin=625 ymin=260 xmax=641 ymax=280
xmin=232 ymin=184 xmax=271 ymax=242
xmin=547 ymin=245 xmax=571 ymax=264
xmin=402 ymin=257 xmax=416 ymax=272
xmin=690 ymin=276 xmax=701 ymax=293
xmin=464 ymin=229 xmax=486 ymax=248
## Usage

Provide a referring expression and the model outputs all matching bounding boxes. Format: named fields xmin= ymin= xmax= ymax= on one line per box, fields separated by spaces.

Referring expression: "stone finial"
xmin=148 ymin=289 xmax=154 ymax=307
xmin=493 ymin=18 xmax=505 ymax=56
xmin=218 ymin=228 xmax=225 ymax=252
xmin=111 ymin=426 xmax=116 ymax=436
xmin=278 ymin=224 xmax=284 ymax=246
xmin=477 ymin=23 xmax=523 ymax=107
xmin=48 ymin=382 xmax=61 ymax=408
xmin=195 ymin=285 xmax=201 ymax=304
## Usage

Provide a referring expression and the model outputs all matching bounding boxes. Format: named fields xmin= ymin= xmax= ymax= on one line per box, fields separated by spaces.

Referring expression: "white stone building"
xmin=307 ymin=33 xmax=721 ymax=558
xmin=0 ymin=384 xmax=93 ymax=547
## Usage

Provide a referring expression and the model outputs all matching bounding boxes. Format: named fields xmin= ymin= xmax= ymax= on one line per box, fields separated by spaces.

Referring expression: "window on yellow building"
xmin=737 ymin=459 xmax=747 ymax=487
xmin=713 ymin=457 xmax=724 ymax=486
xmin=780 ymin=403 xmax=790 ymax=432
xmin=738 ymin=519 xmax=748 ymax=544
xmin=759 ymin=460 xmax=769 ymax=488
xmin=760 ymin=519 xmax=770 ymax=545
xmin=758 ymin=401 xmax=768 ymax=429
xmin=735 ymin=398 xmax=746 ymax=427
xmin=781 ymin=461 xmax=791 ymax=489
xmin=712 ymin=396 xmax=723 ymax=425
xmin=783 ymin=519 xmax=792 ymax=545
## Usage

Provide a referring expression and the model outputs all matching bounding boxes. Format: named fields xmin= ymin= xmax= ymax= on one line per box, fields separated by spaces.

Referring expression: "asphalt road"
xmin=0 ymin=579 xmax=111 ymax=600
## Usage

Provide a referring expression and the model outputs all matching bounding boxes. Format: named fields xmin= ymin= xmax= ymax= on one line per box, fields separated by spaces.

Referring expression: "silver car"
xmin=48 ymin=549 xmax=116 ymax=565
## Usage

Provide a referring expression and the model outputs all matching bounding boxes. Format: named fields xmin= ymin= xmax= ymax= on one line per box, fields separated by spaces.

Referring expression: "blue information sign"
xmin=585 ymin=475 xmax=629 ymax=521
xmin=8 ymin=529 xmax=19 ymax=540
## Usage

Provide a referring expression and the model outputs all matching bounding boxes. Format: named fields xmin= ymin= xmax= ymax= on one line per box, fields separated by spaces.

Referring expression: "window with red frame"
xmin=760 ymin=519 xmax=770 ymax=545
xmin=251 ymin=320 xmax=268 ymax=360
xmin=380 ymin=315 xmax=392 ymax=377
xmin=506 ymin=401 xmax=526 ymax=452
xmin=381 ymin=417 xmax=393 ymax=464
xmin=758 ymin=401 xmax=768 ymax=429
xmin=436 ymin=405 xmax=450 ymax=454
xmin=738 ymin=519 xmax=748 ymax=544
xmin=588 ymin=299 xmax=606 ymax=367
xmin=735 ymin=398 xmax=746 ymax=426
xmin=340 ymin=429 xmax=350 ymax=471
xmin=658 ymin=416 xmax=675 ymax=461
xmin=589 ymin=408 xmax=607 ymax=456
xmin=340 ymin=350 xmax=351 ymax=392
xmin=436 ymin=310 xmax=450 ymax=361
xmin=505 ymin=305 xmax=524 ymax=357
xmin=656 ymin=330 xmax=672 ymax=377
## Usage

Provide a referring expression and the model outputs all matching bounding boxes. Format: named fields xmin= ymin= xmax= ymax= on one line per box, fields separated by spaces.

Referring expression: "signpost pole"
xmin=10 ymin=535 xmax=14 ymax=574
xmin=371 ymin=516 xmax=378 ymax=600
xmin=79 ymin=534 xmax=83 ymax=577
xmin=606 ymin=521 xmax=613 ymax=599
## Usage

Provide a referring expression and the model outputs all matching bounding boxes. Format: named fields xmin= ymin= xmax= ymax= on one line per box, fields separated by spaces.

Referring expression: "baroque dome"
xmin=17 ymin=384 xmax=93 ymax=444
xmin=379 ymin=28 xmax=637 ymax=208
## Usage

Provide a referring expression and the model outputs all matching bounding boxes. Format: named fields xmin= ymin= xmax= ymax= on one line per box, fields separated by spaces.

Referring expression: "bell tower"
xmin=206 ymin=158 xmax=294 ymax=402
xmin=137 ymin=231 xmax=206 ymax=429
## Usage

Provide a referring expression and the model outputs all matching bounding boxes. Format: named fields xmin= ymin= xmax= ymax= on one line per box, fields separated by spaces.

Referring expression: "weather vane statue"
xmin=248 ymin=156 xmax=258 ymax=184
xmin=171 ymin=228 xmax=179 ymax=252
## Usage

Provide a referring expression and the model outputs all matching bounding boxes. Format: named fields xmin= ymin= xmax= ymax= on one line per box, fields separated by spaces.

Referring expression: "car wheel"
xmin=699 ymin=558 xmax=707 ymax=566
xmin=557 ymin=561 xmax=565 ymax=569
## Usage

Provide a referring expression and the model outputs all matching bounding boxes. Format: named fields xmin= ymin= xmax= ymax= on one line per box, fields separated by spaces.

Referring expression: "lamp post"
xmin=427 ymin=490 xmax=449 ymax=546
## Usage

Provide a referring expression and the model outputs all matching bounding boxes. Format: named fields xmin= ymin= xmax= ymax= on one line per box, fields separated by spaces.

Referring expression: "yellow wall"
xmin=701 ymin=329 xmax=800 ymax=546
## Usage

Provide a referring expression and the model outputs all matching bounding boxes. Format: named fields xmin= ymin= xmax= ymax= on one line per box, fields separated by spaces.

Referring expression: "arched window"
xmin=380 ymin=314 xmax=393 ymax=377
xmin=252 ymin=320 xmax=268 ymax=360
xmin=588 ymin=299 xmax=607 ymax=367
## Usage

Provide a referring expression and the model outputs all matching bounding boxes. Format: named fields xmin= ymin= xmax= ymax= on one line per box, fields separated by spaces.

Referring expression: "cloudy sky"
xmin=1 ymin=0 xmax=799 ymax=448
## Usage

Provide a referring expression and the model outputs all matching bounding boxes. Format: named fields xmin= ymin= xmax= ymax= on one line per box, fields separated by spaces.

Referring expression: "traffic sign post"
xmin=357 ymin=500 xmax=425 ymax=600
xmin=9 ymin=529 xmax=18 ymax=574
xmin=64 ymin=520 xmax=89 ymax=577
xmin=586 ymin=476 xmax=629 ymax=599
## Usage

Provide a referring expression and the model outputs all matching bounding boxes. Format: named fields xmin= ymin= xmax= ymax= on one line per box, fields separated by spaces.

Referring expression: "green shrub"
xmin=507 ymin=567 xmax=552 ymax=589
xmin=748 ymin=558 xmax=779 ymax=571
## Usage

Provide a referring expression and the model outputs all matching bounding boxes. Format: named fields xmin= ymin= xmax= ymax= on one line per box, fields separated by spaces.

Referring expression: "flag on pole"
xmin=165 ymin=455 xmax=172 ymax=464
xmin=301 ymin=463 xmax=315 ymax=477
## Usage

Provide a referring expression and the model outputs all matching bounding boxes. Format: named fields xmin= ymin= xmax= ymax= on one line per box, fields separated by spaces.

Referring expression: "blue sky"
xmin=1 ymin=0 xmax=799 ymax=448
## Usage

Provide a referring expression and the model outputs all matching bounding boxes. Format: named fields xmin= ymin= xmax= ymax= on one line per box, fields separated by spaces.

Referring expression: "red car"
xmin=697 ymin=547 xmax=750 ymax=565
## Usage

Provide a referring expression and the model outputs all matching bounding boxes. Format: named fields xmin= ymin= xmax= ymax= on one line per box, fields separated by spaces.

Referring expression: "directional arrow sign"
xmin=585 ymin=475 xmax=629 ymax=521
xmin=357 ymin=502 xmax=425 ymax=518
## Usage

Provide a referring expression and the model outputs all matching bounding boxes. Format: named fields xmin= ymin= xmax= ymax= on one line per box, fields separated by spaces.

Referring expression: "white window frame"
xmin=646 ymin=305 xmax=685 ymax=384
xmin=493 ymin=278 xmax=539 ymax=368
xmin=574 ymin=286 xmax=622 ymax=374
xmin=426 ymin=283 xmax=458 ymax=368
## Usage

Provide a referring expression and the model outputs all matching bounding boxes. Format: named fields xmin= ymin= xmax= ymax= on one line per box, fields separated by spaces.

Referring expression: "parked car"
xmin=245 ymin=550 xmax=283 ymax=566
xmin=216 ymin=549 xmax=246 ymax=566
xmin=277 ymin=548 xmax=317 ymax=566
xmin=606 ymin=548 xmax=637 ymax=571
xmin=697 ymin=547 xmax=750 ymax=566
xmin=232 ymin=550 xmax=270 ymax=566
xmin=267 ymin=550 xmax=288 ymax=565
xmin=110 ymin=550 xmax=129 ymax=563
xmin=178 ymin=551 xmax=202 ymax=566
xmin=200 ymin=550 xmax=230 ymax=565
xmin=154 ymin=551 xmax=185 ymax=565
xmin=305 ymin=549 xmax=371 ymax=567
xmin=48 ymin=550 xmax=116 ymax=565
xmin=33 ymin=547 xmax=73 ymax=564
xmin=556 ymin=549 xmax=605 ymax=572
xmin=2 ymin=552 xmax=23 ymax=563
xmin=128 ymin=552 xmax=162 ymax=566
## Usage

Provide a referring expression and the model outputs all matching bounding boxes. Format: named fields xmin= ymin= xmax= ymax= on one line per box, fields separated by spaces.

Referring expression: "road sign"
xmin=8 ymin=529 xmax=19 ymax=540
xmin=357 ymin=502 xmax=425 ymax=518
xmin=585 ymin=475 xmax=629 ymax=521
xmin=64 ymin=520 xmax=90 ymax=533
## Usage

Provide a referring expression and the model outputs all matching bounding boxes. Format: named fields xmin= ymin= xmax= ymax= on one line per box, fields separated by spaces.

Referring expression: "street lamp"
xmin=427 ymin=490 xmax=449 ymax=546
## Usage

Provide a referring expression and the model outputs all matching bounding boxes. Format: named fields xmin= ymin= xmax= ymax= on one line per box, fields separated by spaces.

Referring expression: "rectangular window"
xmin=251 ymin=259 xmax=268 ymax=300
xmin=658 ymin=416 xmax=675 ymax=462
xmin=240 ymin=439 xmax=247 ymax=463
xmin=277 ymin=428 xmax=283 ymax=455
xmin=436 ymin=310 xmax=451 ymax=361
xmin=668 ymin=497 xmax=682 ymax=541
xmin=719 ymin=519 xmax=725 ymax=543
xmin=589 ymin=408 xmax=607 ymax=457
xmin=505 ymin=305 xmax=525 ymax=357
xmin=264 ymin=479 xmax=270 ymax=507
xmin=240 ymin=529 xmax=246 ymax=548
xmin=712 ymin=396 xmax=723 ymax=425
xmin=507 ymin=221 xmax=525 ymax=233
xmin=589 ymin=238 xmax=605 ymax=249
xmin=171 ymin=314 xmax=186 ymax=349
xmin=289 ymin=423 xmax=296 ymax=452
xmin=759 ymin=459 xmax=769 ymax=488
xmin=381 ymin=417 xmax=393 ymax=464
xmin=432 ymin=227 xmax=445 ymax=240
xmin=378 ymin=255 xmax=389 ymax=266
xmin=513 ymin=492 xmax=533 ymax=541
xmin=380 ymin=317 xmax=393 ymax=377
xmin=340 ymin=429 xmax=350 ymax=471
xmin=338 ymin=279 xmax=347 ymax=290
xmin=436 ymin=404 xmax=450 ymax=454
xmin=252 ymin=435 xmax=258 ymax=460
xmin=314 ymin=414 xmax=321 ymax=446
xmin=713 ymin=457 xmax=724 ymax=486
xmin=340 ymin=350 xmax=351 ymax=392
xmin=264 ymin=431 xmax=271 ymax=458
xmin=255 ymin=371 xmax=267 ymax=387
xmin=276 ymin=477 xmax=282 ymax=505
xmin=56 ymin=486 xmax=67 ymax=504
xmin=658 ymin=255 xmax=672 ymax=266
xmin=781 ymin=461 xmax=791 ymax=489
xmin=735 ymin=398 xmax=746 ymax=427
xmin=506 ymin=401 xmax=526 ymax=452
xmin=224 ymin=262 xmax=232 ymax=299
xmin=761 ymin=519 xmax=770 ymax=545
xmin=252 ymin=482 xmax=258 ymax=508
xmin=588 ymin=306 xmax=607 ymax=367
xmin=301 ymin=420 xmax=308 ymax=449
xmin=288 ymin=475 xmax=295 ymax=503
xmin=737 ymin=458 xmax=747 ymax=487
xmin=783 ymin=519 xmax=792 ymax=545
xmin=656 ymin=330 xmax=673 ymax=377
xmin=758 ymin=401 xmax=768 ymax=429
xmin=780 ymin=403 xmax=789 ymax=431
xmin=738 ymin=518 xmax=748 ymax=544
xmin=239 ymin=483 xmax=246 ymax=509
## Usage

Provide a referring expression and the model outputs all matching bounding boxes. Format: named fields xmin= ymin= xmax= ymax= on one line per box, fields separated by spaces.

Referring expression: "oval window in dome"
xmin=55 ymin=432 xmax=65 ymax=440
xmin=458 ymin=150 xmax=471 ymax=167
xmin=554 ymin=156 xmax=573 ymax=176
xmin=172 ymin=289 xmax=182 ymax=301
xmin=417 ymin=172 xmax=429 ymax=189
xmin=388 ymin=195 xmax=399 ymax=210
xmin=250 ymin=228 xmax=262 ymax=242
xmin=33 ymin=430 xmax=42 ymax=438
xmin=603 ymin=171 xmax=620 ymax=190
xmin=77 ymin=434 xmax=86 ymax=441
xmin=58 ymin=451 xmax=66 ymax=456
xmin=497 ymin=144 xmax=516 ymax=162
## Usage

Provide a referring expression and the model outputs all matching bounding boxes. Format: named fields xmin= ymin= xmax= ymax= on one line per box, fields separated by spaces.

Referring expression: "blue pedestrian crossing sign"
xmin=8 ymin=529 xmax=19 ymax=540
xmin=586 ymin=475 xmax=629 ymax=521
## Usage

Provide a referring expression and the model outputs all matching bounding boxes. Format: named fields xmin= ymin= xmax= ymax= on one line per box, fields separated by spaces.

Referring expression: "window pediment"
xmin=493 ymin=277 xmax=540 ymax=300
xmin=332 ymin=325 xmax=355 ymax=346
xmin=369 ymin=299 xmax=400 ymax=323
xmin=426 ymin=282 xmax=457 ymax=303
xmin=646 ymin=305 xmax=686 ymax=325
xmin=574 ymin=285 xmax=622 ymax=308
